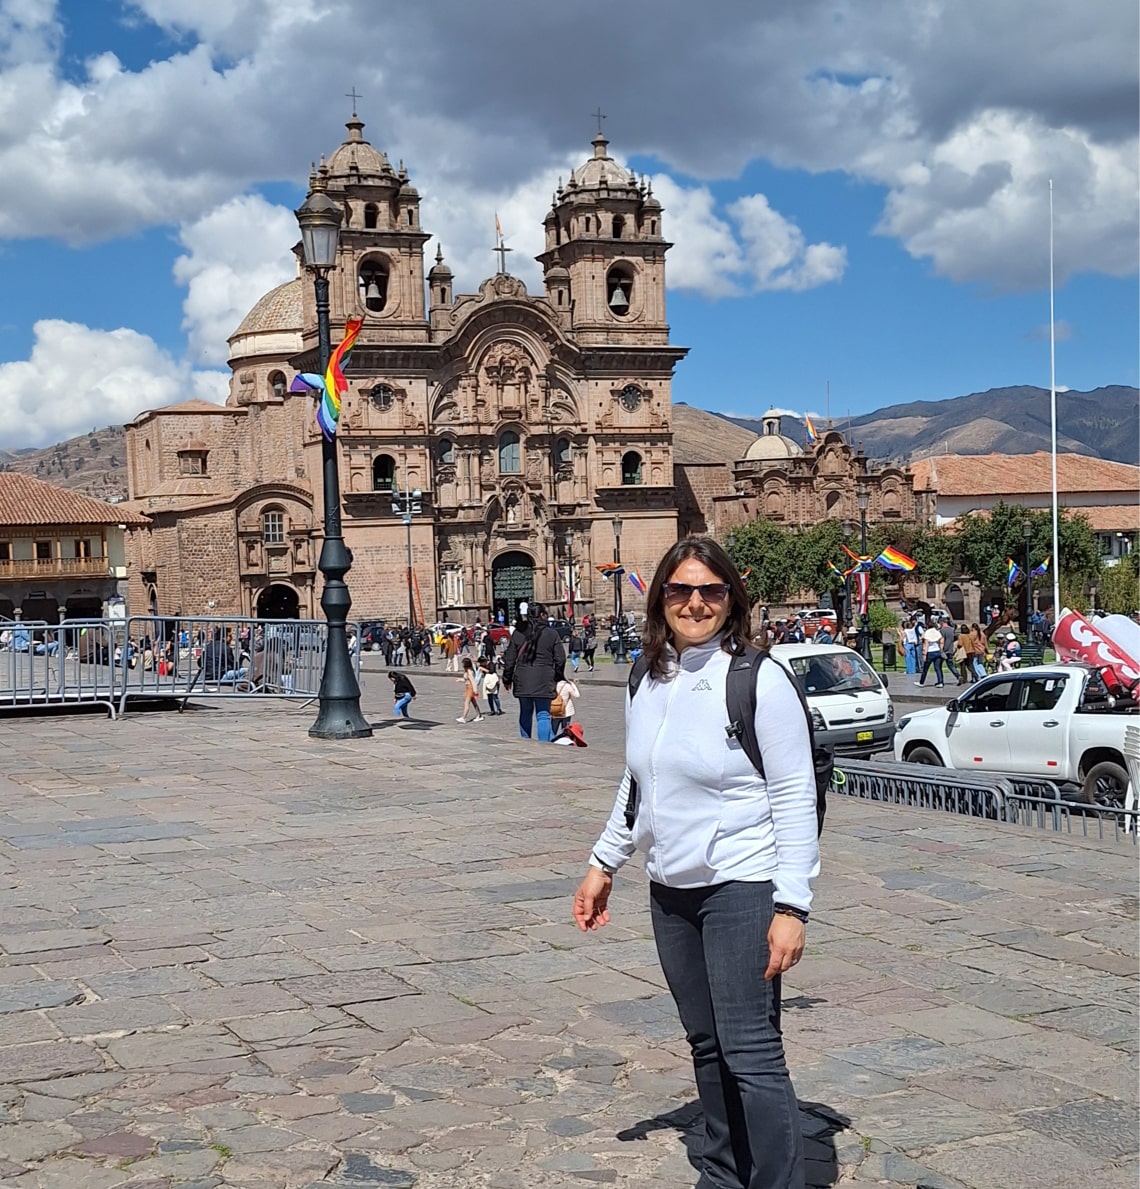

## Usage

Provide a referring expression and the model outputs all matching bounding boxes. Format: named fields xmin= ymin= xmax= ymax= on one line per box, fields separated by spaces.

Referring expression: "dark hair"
xmin=518 ymin=602 xmax=550 ymax=664
xmin=641 ymin=537 xmax=751 ymax=680
xmin=387 ymin=670 xmax=398 ymax=679
xmin=462 ymin=656 xmax=474 ymax=670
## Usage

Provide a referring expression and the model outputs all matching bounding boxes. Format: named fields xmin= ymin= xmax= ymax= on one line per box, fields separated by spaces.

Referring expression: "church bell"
xmin=608 ymin=285 xmax=629 ymax=311
xmin=365 ymin=280 xmax=383 ymax=302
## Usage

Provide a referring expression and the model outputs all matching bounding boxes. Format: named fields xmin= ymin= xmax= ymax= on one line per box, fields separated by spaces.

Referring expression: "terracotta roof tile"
xmin=0 ymin=473 xmax=149 ymax=527
xmin=1075 ymin=505 xmax=1140 ymax=532
xmin=911 ymin=451 xmax=1139 ymax=496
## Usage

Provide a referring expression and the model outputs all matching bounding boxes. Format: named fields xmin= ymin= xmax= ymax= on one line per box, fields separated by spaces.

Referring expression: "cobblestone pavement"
xmin=0 ymin=672 xmax=1136 ymax=1189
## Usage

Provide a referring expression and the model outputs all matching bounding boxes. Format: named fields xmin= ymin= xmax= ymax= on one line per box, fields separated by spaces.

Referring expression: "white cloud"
xmin=0 ymin=0 xmax=1131 ymax=293
xmin=730 ymin=194 xmax=847 ymax=292
xmin=652 ymin=177 xmax=846 ymax=298
xmin=0 ymin=320 xmax=227 ymax=449
xmin=173 ymin=194 xmax=300 ymax=365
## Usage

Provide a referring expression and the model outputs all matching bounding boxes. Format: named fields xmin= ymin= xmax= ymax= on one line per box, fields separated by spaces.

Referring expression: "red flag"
xmin=1052 ymin=608 xmax=1140 ymax=702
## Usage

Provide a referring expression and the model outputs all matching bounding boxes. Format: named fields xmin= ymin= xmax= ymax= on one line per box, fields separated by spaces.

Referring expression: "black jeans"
xmin=918 ymin=653 xmax=945 ymax=685
xmin=651 ymin=880 xmax=804 ymax=1189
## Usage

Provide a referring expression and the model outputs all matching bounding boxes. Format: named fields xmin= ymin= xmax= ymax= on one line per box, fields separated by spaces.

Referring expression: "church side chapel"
xmin=124 ymin=113 xmax=686 ymax=623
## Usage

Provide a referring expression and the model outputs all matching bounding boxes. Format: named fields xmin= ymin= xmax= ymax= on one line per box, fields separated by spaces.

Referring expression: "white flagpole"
xmin=1049 ymin=180 xmax=1061 ymax=618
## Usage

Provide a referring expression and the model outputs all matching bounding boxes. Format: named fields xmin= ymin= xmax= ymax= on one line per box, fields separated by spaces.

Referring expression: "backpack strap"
xmin=622 ymin=655 xmax=652 ymax=830
xmin=725 ymin=646 xmax=767 ymax=778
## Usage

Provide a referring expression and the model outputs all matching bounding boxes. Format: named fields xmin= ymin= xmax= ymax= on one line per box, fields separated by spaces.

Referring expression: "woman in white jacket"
xmin=573 ymin=536 xmax=819 ymax=1189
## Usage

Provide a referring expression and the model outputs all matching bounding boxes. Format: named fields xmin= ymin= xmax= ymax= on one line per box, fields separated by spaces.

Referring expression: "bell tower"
xmin=536 ymin=130 xmax=671 ymax=347
xmin=317 ymin=112 xmax=431 ymax=345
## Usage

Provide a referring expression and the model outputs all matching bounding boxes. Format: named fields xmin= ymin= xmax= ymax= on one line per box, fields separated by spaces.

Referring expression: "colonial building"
xmin=0 ymin=473 xmax=146 ymax=622
xmin=910 ymin=451 xmax=1139 ymax=564
xmin=124 ymin=117 xmax=686 ymax=622
xmin=690 ymin=409 xmax=922 ymax=538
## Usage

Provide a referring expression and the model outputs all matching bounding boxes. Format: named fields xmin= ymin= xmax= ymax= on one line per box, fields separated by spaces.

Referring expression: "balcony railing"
xmin=0 ymin=557 xmax=111 ymax=580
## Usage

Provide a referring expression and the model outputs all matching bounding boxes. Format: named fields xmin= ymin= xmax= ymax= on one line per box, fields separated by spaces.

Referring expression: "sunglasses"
xmin=662 ymin=582 xmax=732 ymax=605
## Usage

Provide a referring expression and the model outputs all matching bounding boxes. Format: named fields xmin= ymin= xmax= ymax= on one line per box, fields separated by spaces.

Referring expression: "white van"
xmin=768 ymin=642 xmax=894 ymax=758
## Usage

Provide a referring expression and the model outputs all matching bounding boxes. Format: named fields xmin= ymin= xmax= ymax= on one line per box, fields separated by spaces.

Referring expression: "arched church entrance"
xmin=491 ymin=551 xmax=534 ymax=625
xmin=256 ymin=584 xmax=300 ymax=620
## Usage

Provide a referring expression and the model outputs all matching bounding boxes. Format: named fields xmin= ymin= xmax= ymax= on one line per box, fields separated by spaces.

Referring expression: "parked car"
xmin=359 ymin=619 xmax=387 ymax=651
xmin=768 ymin=642 xmax=894 ymax=758
xmin=482 ymin=624 xmax=512 ymax=644
xmin=893 ymin=663 xmax=1136 ymax=806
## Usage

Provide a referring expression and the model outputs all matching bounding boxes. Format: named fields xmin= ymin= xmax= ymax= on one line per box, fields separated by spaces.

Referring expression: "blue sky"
xmin=0 ymin=0 xmax=1135 ymax=448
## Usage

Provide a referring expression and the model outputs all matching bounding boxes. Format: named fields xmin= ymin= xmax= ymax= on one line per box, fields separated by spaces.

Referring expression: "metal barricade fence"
xmin=833 ymin=758 xmax=1010 ymax=821
xmin=117 ymin=616 xmax=361 ymax=714
xmin=0 ymin=620 xmax=120 ymax=717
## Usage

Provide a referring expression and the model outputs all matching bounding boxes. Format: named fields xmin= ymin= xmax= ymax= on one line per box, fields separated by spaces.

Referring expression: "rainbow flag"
xmin=1006 ymin=558 xmax=1022 ymax=587
xmin=805 ymin=414 xmax=819 ymax=444
xmin=827 ymin=560 xmax=844 ymax=579
xmin=841 ymin=543 xmax=874 ymax=570
xmin=739 ymin=567 xmax=752 ymax=580
xmin=316 ymin=317 xmax=363 ymax=439
xmin=627 ymin=570 xmax=646 ymax=595
xmin=876 ymin=546 xmax=917 ymax=572
xmin=596 ymin=563 xmax=624 ymax=581
xmin=1030 ymin=555 xmax=1051 ymax=578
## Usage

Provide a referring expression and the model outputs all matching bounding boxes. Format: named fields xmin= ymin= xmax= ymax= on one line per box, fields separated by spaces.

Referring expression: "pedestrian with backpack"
xmin=572 ymin=536 xmax=819 ymax=1189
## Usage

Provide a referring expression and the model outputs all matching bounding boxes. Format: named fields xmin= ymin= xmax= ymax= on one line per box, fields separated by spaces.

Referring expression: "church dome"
xmin=743 ymin=408 xmax=804 ymax=462
xmin=230 ymin=278 xmax=303 ymax=339
xmin=572 ymin=132 xmax=640 ymax=193
xmin=324 ymin=114 xmax=396 ymax=183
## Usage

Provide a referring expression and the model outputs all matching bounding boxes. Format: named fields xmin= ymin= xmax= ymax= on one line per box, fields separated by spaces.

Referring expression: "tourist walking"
xmin=572 ymin=536 xmax=817 ymax=1189
xmin=582 ymin=622 xmax=597 ymax=672
xmin=939 ymin=617 xmax=959 ymax=683
xmin=456 ymin=657 xmax=485 ymax=723
xmin=916 ymin=621 xmax=945 ymax=688
xmin=389 ymin=670 xmax=416 ymax=718
xmin=501 ymin=601 xmax=565 ymax=742
xmin=954 ymin=623 xmax=972 ymax=685
xmin=481 ymin=659 xmax=502 ymax=715
xmin=902 ymin=617 xmax=919 ymax=674
xmin=967 ymin=622 xmax=988 ymax=681
xmin=568 ymin=629 xmax=582 ymax=673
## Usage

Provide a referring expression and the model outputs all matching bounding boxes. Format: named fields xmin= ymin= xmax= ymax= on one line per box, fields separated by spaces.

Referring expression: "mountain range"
xmin=0 ymin=384 xmax=1135 ymax=503
xmin=720 ymin=385 xmax=1139 ymax=466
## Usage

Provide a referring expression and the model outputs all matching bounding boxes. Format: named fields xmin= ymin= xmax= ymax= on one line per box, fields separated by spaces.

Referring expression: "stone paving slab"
xmin=0 ymin=677 xmax=1135 ymax=1188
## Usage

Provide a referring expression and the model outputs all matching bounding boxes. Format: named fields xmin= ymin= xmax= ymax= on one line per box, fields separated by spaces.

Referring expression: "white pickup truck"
xmin=893 ymin=663 xmax=1136 ymax=806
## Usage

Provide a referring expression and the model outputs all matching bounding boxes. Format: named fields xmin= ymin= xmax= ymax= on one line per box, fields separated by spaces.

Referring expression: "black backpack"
xmin=623 ymin=645 xmax=831 ymax=836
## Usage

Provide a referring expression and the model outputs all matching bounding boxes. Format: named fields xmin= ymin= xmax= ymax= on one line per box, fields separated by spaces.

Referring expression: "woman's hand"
xmin=764 ymin=914 xmax=805 ymax=980
xmin=573 ymin=868 xmax=613 ymax=932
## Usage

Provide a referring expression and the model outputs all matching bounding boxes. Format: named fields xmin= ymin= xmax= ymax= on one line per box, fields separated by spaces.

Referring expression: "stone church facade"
xmin=124 ymin=117 xmax=685 ymax=623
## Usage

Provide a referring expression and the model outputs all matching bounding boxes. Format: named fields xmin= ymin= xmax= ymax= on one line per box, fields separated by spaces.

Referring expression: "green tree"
xmin=955 ymin=501 xmax=1102 ymax=593
xmin=726 ymin=520 xmax=800 ymax=605
xmin=1096 ymin=553 xmax=1140 ymax=616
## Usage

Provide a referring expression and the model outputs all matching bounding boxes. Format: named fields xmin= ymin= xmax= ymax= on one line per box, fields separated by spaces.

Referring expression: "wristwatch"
xmin=773 ymin=903 xmax=809 ymax=923
xmin=590 ymin=853 xmax=618 ymax=877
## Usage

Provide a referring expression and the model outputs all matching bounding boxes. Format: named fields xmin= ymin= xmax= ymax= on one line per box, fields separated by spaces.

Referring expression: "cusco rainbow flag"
xmin=876 ymin=546 xmax=916 ymax=572
xmin=319 ymin=317 xmax=363 ymax=439
xmin=288 ymin=317 xmax=364 ymax=440
xmin=1006 ymin=557 xmax=1022 ymax=587
xmin=627 ymin=570 xmax=647 ymax=595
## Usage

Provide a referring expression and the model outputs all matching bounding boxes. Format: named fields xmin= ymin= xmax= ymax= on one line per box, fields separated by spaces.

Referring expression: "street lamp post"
xmin=296 ymin=184 xmax=372 ymax=740
xmin=856 ymin=484 xmax=872 ymax=662
xmin=612 ymin=516 xmax=625 ymax=664
xmin=563 ymin=530 xmax=574 ymax=622
xmin=1022 ymin=518 xmax=1033 ymax=637
xmin=392 ymin=486 xmax=423 ymax=628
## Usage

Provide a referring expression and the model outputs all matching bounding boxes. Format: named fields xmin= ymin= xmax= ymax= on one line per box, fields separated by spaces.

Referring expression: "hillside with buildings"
xmin=0 ymin=425 xmax=128 ymax=502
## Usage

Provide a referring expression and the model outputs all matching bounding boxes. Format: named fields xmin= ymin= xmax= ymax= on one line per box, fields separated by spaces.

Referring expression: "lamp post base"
xmin=309 ymin=701 xmax=373 ymax=740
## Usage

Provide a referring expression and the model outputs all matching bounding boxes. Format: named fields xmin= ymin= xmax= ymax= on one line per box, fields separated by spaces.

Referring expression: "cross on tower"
xmin=493 ymin=239 xmax=513 ymax=275
xmin=345 ymin=87 xmax=362 ymax=114
xmin=592 ymin=106 xmax=606 ymax=133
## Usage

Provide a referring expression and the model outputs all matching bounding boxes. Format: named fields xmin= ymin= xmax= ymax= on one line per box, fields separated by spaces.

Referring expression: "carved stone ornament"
xmin=525 ymin=450 xmax=543 ymax=481
xmin=480 ymin=456 xmax=496 ymax=485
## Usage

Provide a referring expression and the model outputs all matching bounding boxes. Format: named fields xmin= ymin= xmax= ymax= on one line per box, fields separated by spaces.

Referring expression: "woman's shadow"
xmin=617 ymin=1098 xmax=850 ymax=1187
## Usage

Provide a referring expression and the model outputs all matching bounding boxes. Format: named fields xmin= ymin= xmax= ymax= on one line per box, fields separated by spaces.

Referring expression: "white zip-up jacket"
xmin=591 ymin=638 xmax=820 ymax=911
